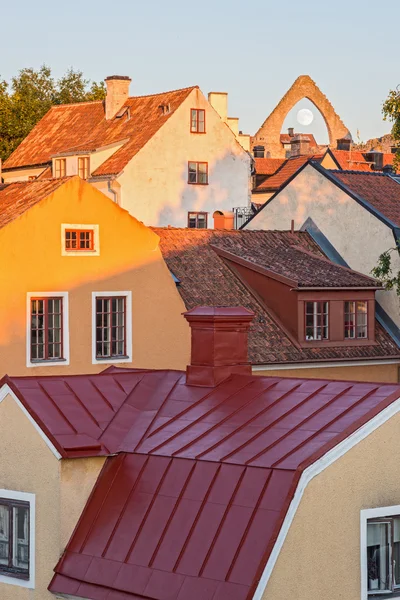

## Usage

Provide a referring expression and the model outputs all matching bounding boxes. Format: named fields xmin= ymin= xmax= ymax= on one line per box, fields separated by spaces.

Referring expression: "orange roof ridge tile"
xmin=127 ymin=84 xmax=198 ymax=99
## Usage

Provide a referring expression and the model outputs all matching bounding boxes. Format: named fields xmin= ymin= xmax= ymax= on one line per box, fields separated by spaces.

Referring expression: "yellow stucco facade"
xmin=261 ymin=400 xmax=400 ymax=600
xmin=0 ymin=391 xmax=105 ymax=600
xmin=0 ymin=176 xmax=189 ymax=376
xmin=256 ymin=362 xmax=399 ymax=383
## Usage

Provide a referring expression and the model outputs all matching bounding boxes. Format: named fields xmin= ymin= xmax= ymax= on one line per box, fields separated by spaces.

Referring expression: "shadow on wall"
xmin=0 ymin=256 xmax=190 ymax=378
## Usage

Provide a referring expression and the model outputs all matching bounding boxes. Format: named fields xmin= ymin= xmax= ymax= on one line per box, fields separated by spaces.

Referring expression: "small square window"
xmin=54 ymin=159 xmax=66 ymax=178
xmin=65 ymin=229 xmax=94 ymax=251
xmin=188 ymin=212 xmax=207 ymax=228
xmin=0 ymin=498 xmax=30 ymax=581
xmin=190 ymin=109 xmax=206 ymax=133
xmin=188 ymin=162 xmax=208 ymax=185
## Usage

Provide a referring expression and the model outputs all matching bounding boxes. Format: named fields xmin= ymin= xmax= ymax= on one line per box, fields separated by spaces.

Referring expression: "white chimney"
xmin=105 ymin=76 xmax=131 ymax=120
xmin=208 ymin=92 xmax=228 ymax=123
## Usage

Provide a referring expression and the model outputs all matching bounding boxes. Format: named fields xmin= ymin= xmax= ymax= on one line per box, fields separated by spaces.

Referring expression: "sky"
xmin=2 ymin=0 xmax=399 ymax=144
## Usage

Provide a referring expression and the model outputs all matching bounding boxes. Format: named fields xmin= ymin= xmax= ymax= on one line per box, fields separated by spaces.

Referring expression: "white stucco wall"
xmin=117 ymin=88 xmax=251 ymax=227
xmin=246 ymin=164 xmax=400 ymax=327
xmin=2 ymin=167 xmax=46 ymax=182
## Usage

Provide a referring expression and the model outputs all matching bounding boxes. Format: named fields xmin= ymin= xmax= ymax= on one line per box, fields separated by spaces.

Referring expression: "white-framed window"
xmin=26 ymin=292 xmax=70 ymax=367
xmin=305 ymin=301 xmax=329 ymax=341
xmin=91 ymin=291 xmax=132 ymax=365
xmin=361 ymin=505 xmax=400 ymax=598
xmin=0 ymin=490 xmax=35 ymax=590
xmin=61 ymin=224 xmax=100 ymax=257
xmin=54 ymin=158 xmax=66 ymax=178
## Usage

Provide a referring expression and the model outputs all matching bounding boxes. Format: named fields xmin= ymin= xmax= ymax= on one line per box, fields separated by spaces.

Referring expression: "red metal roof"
xmin=9 ymin=368 xmax=397 ymax=600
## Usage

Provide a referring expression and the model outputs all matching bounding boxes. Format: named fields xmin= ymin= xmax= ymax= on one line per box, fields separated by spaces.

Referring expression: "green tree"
xmin=0 ymin=65 xmax=106 ymax=161
xmin=371 ymin=241 xmax=400 ymax=296
xmin=383 ymin=85 xmax=400 ymax=170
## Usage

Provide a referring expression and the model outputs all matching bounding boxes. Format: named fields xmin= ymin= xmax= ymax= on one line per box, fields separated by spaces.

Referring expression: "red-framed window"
xmin=65 ymin=229 xmax=94 ymax=251
xmin=190 ymin=109 xmax=206 ymax=133
xmin=187 ymin=212 xmax=208 ymax=228
xmin=78 ymin=157 xmax=90 ymax=179
xmin=95 ymin=296 xmax=126 ymax=359
xmin=30 ymin=297 xmax=63 ymax=361
xmin=188 ymin=161 xmax=208 ymax=185
xmin=0 ymin=498 xmax=30 ymax=580
xmin=54 ymin=159 xmax=66 ymax=178
xmin=305 ymin=301 xmax=329 ymax=341
xmin=344 ymin=301 xmax=368 ymax=339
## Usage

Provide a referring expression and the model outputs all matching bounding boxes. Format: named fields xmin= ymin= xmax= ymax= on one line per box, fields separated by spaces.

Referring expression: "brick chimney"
xmin=290 ymin=134 xmax=310 ymax=157
xmin=183 ymin=306 xmax=254 ymax=387
xmin=213 ymin=211 xmax=234 ymax=230
xmin=105 ymin=76 xmax=131 ymax=120
xmin=288 ymin=127 xmax=295 ymax=137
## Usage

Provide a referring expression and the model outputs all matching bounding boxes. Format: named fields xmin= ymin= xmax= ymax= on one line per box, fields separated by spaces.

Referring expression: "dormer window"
xmin=191 ymin=109 xmax=205 ymax=133
xmin=78 ymin=157 xmax=90 ymax=180
xmin=345 ymin=301 xmax=368 ymax=339
xmin=305 ymin=301 xmax=329 ymax=341
xmin=54 ymin=159 xmax=66 ymax=178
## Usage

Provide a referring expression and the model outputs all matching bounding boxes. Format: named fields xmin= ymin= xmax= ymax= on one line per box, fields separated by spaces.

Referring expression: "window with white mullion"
xmin=305 ymin=301 xmax=329 ymax=341
xmin=366 ymin=516 xmax=400 ymax=594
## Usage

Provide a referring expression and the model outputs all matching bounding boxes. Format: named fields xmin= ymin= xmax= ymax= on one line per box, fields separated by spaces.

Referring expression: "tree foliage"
xmin=0 ymin=66 xmax=105 ymax=161
xmin=382 ymin=86 xmax=400 ymax=170
xmin=371 ymin=241 xmax=400 ymax=296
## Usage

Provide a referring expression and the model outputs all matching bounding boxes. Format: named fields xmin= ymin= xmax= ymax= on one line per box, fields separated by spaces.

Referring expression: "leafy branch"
xmin=371 ymin=240 xmax=400 ymax=295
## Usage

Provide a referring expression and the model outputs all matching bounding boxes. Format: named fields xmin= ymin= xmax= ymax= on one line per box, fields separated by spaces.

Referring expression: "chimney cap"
xmin=184 ymin=306 xmax=254 ymax=322
xmin=105 ymin=75 xmax=132 ymax=81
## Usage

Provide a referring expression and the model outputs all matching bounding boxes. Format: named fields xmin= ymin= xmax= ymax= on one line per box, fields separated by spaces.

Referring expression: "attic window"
xmin=159 ymin=103 xmax=171 ymax=115
xmin=305 ymin=301 xmax=329 ymax=341
xmin=65 ymin=229 xmax=94 ymax=251
xmin=115 ymin=106 xmax=130 ymax=120
xmin=345 ymin=301 xmax=368 ymax=339
xmin=54 ymin=159 xmax=66 ymax=178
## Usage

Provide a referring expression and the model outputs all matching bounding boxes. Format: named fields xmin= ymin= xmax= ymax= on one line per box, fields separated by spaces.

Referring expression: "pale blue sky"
xmin=2 ymin=0 xmax=399 ymax=143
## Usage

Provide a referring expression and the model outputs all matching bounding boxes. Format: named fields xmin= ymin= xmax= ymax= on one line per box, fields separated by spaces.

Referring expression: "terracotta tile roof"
xmin=0 ymin=178 xmax=70 ymax=230
xmin=330 ymin=150 xmax=372 ymax=171
xmin=254 ymin=155 xmax=323 ymax=192
xmin=280 ymin=133 xmax=317 ymax=147
xmin=153 ymin=228 xmax=399 ymax=365
xmin=3 ymin=87 xmax=197 ymax=176
xmin=330 ymin=170 xmax=400 ymax=226
xmin=254 ymin=158 xmax=285 ymax=176
xmin=16 ymin=368 xmax=396 ymax=600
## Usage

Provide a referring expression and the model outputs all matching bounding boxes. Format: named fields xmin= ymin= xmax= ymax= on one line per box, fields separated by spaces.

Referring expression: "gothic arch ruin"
xmin=253 ymin=75 xmax=351 ymax=158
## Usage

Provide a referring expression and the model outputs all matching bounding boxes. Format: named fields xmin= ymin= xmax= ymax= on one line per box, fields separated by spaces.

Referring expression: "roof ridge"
xmin=50 ymin=100 xmax=103 ymax=109
xmin=332 ymin=169 xmax=387 ymax=176
xmin=127 ymin=85 xmax=198 ymax=100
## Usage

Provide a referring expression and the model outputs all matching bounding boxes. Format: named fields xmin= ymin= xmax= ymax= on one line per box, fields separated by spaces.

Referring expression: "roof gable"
xmin=3 ymin=87 xmax=197 ymax=176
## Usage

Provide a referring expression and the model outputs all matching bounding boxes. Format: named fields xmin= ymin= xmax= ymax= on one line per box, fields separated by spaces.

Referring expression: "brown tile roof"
xmin=3 ymin=87 xmax=197 ymax=176
xmin=153 ymin=228 xmax=399 ymax=365
xmin=254 ymin=155 xmax=323 ymax=192
xmin=330 ymin=170 xmax=400 ymax=226
xmin=254 ymin=158 xmax=285 ymax=176
xmin=0 ymin=178 xmax=70 ymax=230
xmin=280 ymin=133 xmax=317 ymax=147
xmin=330 ymin=150 xmax=372 ymax=171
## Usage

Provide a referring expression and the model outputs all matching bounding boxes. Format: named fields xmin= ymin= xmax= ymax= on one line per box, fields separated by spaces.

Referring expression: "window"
xmin=305 ymin=301 xmax=329 ymax=341
xmin=65 ymin=229 xmax=94 ymax=251
xmin=366 ymin=516 xmax=400 ymax=594
xmin=54 ymin=159 xmax=66 ymax=178
xmin=345 ymin=301 xmax=368 ymax=339
xmin=95 ymin=296 xmax=126 ymax=359
xmin=190 ymin=109 xmax=206 ymax=133
xmin=77 ymin=157 xmax=90 ymax=179
xmin=30 ymin=297 xmax=63 ymax=361
xmin=253 ymin=146 xmax=265 ymax=158
xmin=0 ymin=499 xmax=29 ymax=580
xmin=188 ymin=212 xmax=208 ymax=228
xmin=188 ymin=162 xmax=208 ymax=185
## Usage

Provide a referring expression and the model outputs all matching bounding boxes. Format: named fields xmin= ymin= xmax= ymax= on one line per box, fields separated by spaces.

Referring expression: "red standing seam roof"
xmin=6 ymin=370 xmax=399 ymax=600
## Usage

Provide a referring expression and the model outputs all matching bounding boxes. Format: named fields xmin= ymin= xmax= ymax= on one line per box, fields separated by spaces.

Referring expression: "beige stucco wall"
xmin=0 ymin=177 xmax=190 ymax=376
xmin=117 ymin=88 xmax=251 ymax=227
xmin=320 ymin=152 xmax=340 ymax=169
xmin=262 ymin=397 xmax=400 ymax=600
xmin=0 ymin=392 xmax=105 ymax=600
xmin=2 ymin=166 xmax=47 ymax=182
xmin=251 ymin=191 xmax=274 ymax=205
xmin=245 ymin=164 xmax=400 ymax=329
xmin=255 ymin=362 xmax=399 ymax=383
